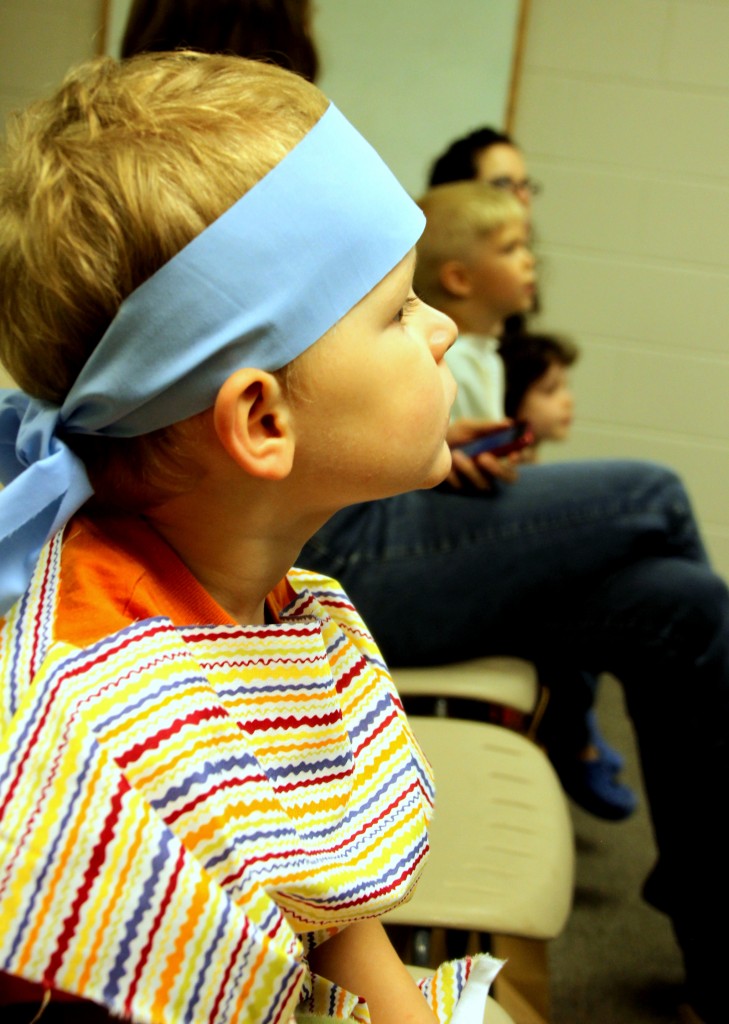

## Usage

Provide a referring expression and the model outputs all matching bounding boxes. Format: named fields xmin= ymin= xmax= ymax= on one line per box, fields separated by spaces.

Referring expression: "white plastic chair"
xmin=387 ymin=659 xmax=574 ymax=1023
xmin=392 ymin=657 xmax=546 ymax=736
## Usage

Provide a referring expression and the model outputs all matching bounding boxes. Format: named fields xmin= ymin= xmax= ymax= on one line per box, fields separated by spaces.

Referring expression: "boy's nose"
xmin=429 ymin=310 xmax=458 ymax=361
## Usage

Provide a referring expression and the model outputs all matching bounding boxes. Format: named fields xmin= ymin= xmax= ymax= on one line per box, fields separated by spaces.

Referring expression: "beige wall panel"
xmin=525 ymin=0 xmax=667 ymax=78
xmin=636 ymin=179 xmax=729 ymax=266
xmin=702 ymin=532 xmax=729 ymax=575
xmin=532 ymin=165 xmax=729 ymax=268
xmin=530 ymin=165 xmax=647 ymax=253
xmin=549 ymin=339 xmax=729 ymax=446
xmin=0 ymin=0 xmax=99 ymax=123
xmin=518 ymin=71 xmax=729 ymax=179
xmin=315 ymin=0 xmax=522 ymax=195
xmin=612 ymin=349 xmax=729 ymax=439
xmin=568 ymin=342 xmax=625 ymax=425
xmin=533 ymin=251 xmax=729 ymax=353
xmin=664 ymin=2 xmax=729 ymax=89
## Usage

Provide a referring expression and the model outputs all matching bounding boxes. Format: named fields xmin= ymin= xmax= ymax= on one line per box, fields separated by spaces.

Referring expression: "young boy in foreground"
xmin=0 ymin=52 xmax=501 ymax=1024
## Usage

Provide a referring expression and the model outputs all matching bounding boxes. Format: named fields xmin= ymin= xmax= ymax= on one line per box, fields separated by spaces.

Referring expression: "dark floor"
xmin=548 ymin=675 xmax=686 ymax=1024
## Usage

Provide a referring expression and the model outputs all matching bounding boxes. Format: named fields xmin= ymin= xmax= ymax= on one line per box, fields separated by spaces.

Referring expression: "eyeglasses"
xmin=488 ymin=176 xmax=542 ymax=198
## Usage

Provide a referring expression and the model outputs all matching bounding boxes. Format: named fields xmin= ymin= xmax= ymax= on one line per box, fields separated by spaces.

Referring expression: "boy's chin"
xmin=418 ymin=448 xmax=454 ymax=491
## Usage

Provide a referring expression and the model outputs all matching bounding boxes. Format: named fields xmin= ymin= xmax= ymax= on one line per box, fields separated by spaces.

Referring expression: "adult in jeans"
xmin=302 ymin=130 xmax=726 ymax=1024
xmin=301 ymin=130 xmax=727 ymax=1024
xmin=301 ymin=457 xmax=726 ymax=1023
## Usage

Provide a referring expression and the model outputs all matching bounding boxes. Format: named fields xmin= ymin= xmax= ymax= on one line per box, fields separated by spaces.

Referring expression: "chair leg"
xmin=411 ymin=927 xmax=432 ymax=967
xmin=525 ymin=685 xmax=551 ymax=744
xmin=490 ymin=936 xmax=551 ymax=1024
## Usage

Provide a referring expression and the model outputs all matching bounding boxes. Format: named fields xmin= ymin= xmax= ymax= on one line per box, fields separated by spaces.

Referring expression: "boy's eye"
xmin=394 ymin=295 xmax=420 ymax=324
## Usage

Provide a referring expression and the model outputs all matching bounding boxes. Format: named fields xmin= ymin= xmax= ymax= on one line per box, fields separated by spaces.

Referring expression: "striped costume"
xmin=0 ymin=515 xmax=483 ymax=1023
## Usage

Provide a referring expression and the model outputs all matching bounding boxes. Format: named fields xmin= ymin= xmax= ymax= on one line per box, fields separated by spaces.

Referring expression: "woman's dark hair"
xmin=428 ymin=126 xmax=513 ymax=187
xmin=499 ymin=333 xmax=579 ymax=419
xmin=121 ymin=0 xmax=319 ymax=82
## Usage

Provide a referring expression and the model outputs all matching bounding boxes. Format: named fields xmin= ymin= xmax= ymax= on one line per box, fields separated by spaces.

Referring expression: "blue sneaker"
xmin=585 ymin=709 xmax=625 ymax=773
xmin=554 ymin=755 xmax=638 ymax=821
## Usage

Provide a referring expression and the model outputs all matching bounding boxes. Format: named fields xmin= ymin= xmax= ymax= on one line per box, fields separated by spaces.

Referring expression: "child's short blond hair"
xmin=0 ymin=52 xmax=327 ymax=508
xmin=414 ymin=181 xmax=526 ymax=306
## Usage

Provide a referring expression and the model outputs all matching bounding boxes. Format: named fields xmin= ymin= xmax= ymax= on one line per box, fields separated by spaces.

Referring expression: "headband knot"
xmin=0 ymin=394 xmax=93 ymax=613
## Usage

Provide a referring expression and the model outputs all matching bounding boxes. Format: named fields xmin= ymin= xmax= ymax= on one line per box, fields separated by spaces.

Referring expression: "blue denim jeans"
xmin=300 ymin=460 xmax=728 ymax=1019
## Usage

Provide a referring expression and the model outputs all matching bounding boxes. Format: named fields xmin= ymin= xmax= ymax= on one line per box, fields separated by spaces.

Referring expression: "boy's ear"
xmin=213 ymin=368 xmax=295 ymax=480
xmin=438 ymin=259 xmax=473 ymax=299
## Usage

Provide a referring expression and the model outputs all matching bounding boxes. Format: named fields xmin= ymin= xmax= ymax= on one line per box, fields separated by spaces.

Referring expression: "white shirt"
xmin=446 ymin=334 xmax=504 ymax=421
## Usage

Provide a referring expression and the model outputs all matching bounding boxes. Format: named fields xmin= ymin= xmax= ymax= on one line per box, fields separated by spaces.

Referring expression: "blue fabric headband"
xmin=0 ymin=102 xmax=425 ymax=615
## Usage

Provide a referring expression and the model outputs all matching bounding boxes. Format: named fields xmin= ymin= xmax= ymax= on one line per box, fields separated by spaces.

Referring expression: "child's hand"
xmin=445 ymin=418 xmax=520 ymax=491
xmin=447 ymin=447 xmax=518 ymax=490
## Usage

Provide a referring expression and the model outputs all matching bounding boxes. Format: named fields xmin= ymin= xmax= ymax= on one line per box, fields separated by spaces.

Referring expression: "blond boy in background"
xmin=415 ymin=182 xmax=535 ymax=429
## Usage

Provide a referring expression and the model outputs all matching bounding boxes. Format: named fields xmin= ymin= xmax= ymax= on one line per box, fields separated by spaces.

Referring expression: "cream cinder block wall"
xmin=513 ymin=0 xmax=729 ymax=578
xmin=315 ymin=0 xmax=520 ymax=195
xmin=0 ymin=0 xmax=101 ymax=123
xmin=0 ymin=0 xmax=101 ymax=388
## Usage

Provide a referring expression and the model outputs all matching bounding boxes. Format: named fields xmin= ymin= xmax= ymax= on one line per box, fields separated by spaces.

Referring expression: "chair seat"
xmin=392 ymin=657 xmax=539 ymax=715
xmin=387 ymin=716 xmax=573 ymax=939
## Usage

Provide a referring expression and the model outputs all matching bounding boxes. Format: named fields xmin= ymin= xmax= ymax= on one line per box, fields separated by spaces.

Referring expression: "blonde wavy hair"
xmin=414 ymin=181 xmax=526 ymax=308
xmin=0 ymin=51 xmax=327 ymax=508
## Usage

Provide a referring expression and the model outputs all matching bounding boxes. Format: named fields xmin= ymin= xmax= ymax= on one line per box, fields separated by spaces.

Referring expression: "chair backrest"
xmin=391 ymin=657 xmax=539 ymax=714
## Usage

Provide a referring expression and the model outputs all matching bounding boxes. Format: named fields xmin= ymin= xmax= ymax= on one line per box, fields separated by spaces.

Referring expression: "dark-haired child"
xmin=500 ymin=332 xmax=578 ymax=453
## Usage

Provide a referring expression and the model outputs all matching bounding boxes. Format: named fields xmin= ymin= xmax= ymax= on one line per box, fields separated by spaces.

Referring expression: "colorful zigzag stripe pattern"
xmin=0 ymin=522 xmax=445 ymax=1023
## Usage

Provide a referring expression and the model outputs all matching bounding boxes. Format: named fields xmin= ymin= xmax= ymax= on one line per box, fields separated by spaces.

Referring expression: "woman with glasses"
xmin=429 ymin=126 xmax=541 ymax=208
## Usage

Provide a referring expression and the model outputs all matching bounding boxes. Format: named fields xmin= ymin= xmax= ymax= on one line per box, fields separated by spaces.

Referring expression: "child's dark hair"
xmin=499 ymin=332 xmax=579 ymax=420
